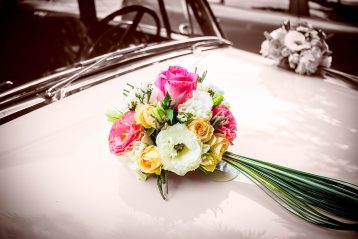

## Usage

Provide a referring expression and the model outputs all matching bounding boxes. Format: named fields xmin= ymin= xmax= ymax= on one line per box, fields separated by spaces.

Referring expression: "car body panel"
xmin=1 ymin=47 xmax=357 ymax=238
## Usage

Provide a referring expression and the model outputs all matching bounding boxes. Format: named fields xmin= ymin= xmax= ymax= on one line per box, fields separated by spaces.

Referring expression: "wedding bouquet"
xmin=108 ymin=66 xmax=358 ymax=231
xmin=260 ymin=21 xmax=332 ymax=75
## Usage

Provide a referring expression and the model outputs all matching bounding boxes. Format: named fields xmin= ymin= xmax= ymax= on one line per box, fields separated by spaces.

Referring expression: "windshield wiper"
xmin=191 ymin=37 xmax=232 ymax=51
xmin=44 ymin=44 xmax=147 ymax=101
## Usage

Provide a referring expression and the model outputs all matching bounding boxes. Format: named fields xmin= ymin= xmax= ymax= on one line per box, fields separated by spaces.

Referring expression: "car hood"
xmin=0 ymin=47 xmax=357 ymax=239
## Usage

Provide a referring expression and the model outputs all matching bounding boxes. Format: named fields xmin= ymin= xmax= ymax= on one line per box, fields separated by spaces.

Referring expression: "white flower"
xmin=156 ymin=124 xmax=202 ymax=176
xmin=260 ymin=40 xmax=270 ymax=57
xmin=281 ymin=47 xmax=290 ymax=57
xmin=260 ymin=39 xmax=284 ymax=61
xmin=320 ymin=55 xmax=332 ymax=68
xmin=295 ymin=49 xmax=321 ymax=75
xmin=288 ymin=53 xmax=300 ymax=69
xmin=284 ymin=30 xmax=310 ymax=52
xmin=178 ymin=90 xmax=213 ymax=122
xmin=198 ymin=83 xmax=224 ymax=96
xmin=120 ymin=82 xmax=153 ymax=111
xmin=270 ymin=28 xmax=286 ymax=42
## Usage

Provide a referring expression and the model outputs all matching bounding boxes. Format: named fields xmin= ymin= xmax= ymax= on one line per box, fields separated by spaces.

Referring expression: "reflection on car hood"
xmin=0 ymin=47 xmax=357 ymax=239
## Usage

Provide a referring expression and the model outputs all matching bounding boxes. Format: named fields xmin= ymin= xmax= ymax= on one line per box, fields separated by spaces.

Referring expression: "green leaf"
xmin=213 ymin=95 xmax=224 ymax=106
xmin=106 ymin=110 xmax=123 ymax=123
xmin=157 ymin=170 xmax=168 ymax=200
xmin=166 ymin=109 xmax=174 ymax=123
xmin=154 ymin=106 xmax=166 ymax=122
xmin=146 ymin=128 xmax=155 ymax=136
xmin=157 ymin=175 xmax=166 ymax=200
xmin=198 ymin=70 xmax=207 ymax=83
xmin=161 ymin=92 xmax=172 ymax=109
xmin=283 ymin=20 xmax=290 ymax=31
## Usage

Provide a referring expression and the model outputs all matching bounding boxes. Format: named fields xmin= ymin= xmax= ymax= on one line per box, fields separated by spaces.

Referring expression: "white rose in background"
xmin=321 ymin=55 xmax=332 ymax=68
xmin=260 ymin=28 xmax=287 ymax=61
xmin=284 ymin=31 xmax=310 ymax=52
xmin=260 ymin=21 xmax=332 ymax=75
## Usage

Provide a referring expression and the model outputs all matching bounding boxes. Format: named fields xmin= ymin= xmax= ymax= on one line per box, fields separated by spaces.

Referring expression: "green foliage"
xmin=213 ymin=95 xmax=224 ymax=106
xmin=161 ymin=92 xmax=172 ymax=109
xmin=157 ymin=170 xmax=168 ymax=200
xmin=157 ymin=92 xmax=177 ymax=125
xmin=106 ymin=109 xmax=123 ymax=123
xmin=166 ymin=109 xmax=174 ymax=123
xmin=146 ymin=127 xmax=155 ymax=136
xmin=283 ymin=20 xmax=290 ymax=31
xmin=223 ymin=152 xmax=358 ymax=231
xmin=198 ymin=70 xmax=207 ymax=83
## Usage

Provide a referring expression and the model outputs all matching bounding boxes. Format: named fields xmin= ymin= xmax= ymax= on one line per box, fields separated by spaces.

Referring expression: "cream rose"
xmin=156 ymin=124 xmax=202 ymax=176
xmin=187 ymin=119 xmax=214 ymax=142
xmin=136 ymin=145 xmax=162 ymax=175
xmin=134 ymin=104 xmax=156 ymax=128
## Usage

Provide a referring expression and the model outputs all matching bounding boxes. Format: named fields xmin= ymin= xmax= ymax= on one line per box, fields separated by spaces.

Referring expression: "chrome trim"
xmin=0 ymin=81 xmax=13 ymax=88
xmin=0 ymin=97 xmax=46 ymax=120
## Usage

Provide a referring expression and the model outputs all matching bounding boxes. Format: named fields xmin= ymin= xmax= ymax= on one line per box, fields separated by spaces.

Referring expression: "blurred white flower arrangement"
xmin=260 ymin=21 xmax=332 ymax=75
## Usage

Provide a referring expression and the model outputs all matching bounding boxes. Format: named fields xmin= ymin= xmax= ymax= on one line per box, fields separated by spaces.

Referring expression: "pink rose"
xmin=212 ymin=105 xmax=237 ymax=143
xmin=109 ymin=111 xmax=143 ymax=155
xmin=154 ymin=66 xmax=198 ymax=106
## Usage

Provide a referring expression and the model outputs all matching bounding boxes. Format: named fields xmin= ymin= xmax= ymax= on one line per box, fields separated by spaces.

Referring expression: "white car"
xmin=0 ymin=0 xmax=357 ymax=238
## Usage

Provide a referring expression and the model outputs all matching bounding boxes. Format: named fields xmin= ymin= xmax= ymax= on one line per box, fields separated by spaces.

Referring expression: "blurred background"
xmin=1 ymin=0 xmax=357 ymax=89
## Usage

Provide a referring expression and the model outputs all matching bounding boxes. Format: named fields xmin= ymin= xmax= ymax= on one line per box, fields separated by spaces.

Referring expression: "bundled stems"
xmin=223 ymin=151 xmax=358 ymax=231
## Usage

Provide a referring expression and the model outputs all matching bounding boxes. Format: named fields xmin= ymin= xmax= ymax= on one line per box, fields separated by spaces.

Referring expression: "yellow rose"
xmin=187 ymin=119 xmax=214 ymax=142
xmin=201 ymin=153 xmax=219 ymax=172
xmin=136 ymin=145 xmax=162 ymax=175
xmin=207 ymin=133 xmax=230 ymax=160
xmin=134 ymin=104 xmax=156 ymax=128
xmin=200 ymin=134 xmax=230 ymax=172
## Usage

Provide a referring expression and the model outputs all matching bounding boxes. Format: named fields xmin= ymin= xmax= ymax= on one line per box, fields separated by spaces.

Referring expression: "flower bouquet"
xmin=260 ymin=21 xmax=332 ymax=75
xmin=108 ymin=66 xmax=358 ymax=230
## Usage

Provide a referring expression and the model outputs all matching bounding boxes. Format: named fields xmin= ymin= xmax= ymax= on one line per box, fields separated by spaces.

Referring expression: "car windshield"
xmin=0 ymin=0 xmax=222 ymax=91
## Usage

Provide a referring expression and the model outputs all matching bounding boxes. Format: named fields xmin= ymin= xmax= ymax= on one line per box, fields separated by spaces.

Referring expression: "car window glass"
xmin=212 ymin=0 xmax=290 ymax=14
xmin=95 ymin=0 xmax=123 ymax=18
xmin=120 ymin=0 xmax=206 ymax=36
xmin=20 ymin=0 xmax=80 ymax=14
xmin=164 ymin=0 xmax=204 ymax=36
xmin=120 ymin=0 xmax=165 ymax=31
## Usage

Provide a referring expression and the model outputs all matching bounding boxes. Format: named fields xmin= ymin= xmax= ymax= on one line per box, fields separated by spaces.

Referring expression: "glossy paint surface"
xmin=0 ymin=47 xmax=357 ymax=238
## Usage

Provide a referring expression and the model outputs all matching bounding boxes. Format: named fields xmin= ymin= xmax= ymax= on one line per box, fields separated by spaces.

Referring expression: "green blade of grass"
xmin=223 ymin=152 xmax=358 ymax=231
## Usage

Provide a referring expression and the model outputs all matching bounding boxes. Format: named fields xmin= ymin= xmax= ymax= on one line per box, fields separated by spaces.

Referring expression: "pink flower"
xmin=212 ymin=105 xmax=237 ymax=143
xmin=109 ymin=111 xmax=143 ymax=155
xmin=154 ymin=66 xmax=198 ymax=106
